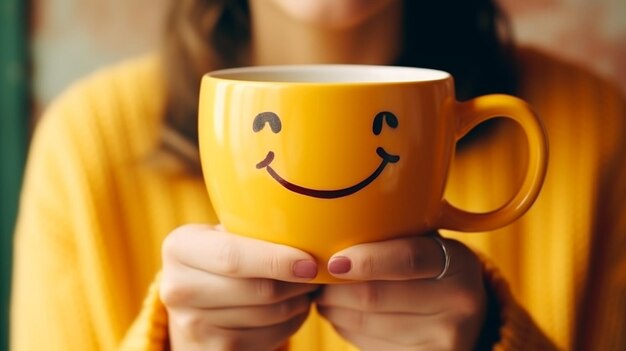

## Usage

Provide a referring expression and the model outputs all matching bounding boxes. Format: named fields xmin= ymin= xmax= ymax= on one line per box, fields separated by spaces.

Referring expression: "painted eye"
xmin=253 ymin=112 xmax=282 ymax=133
xmin=372 ymin=111 xmax=398 ymax=135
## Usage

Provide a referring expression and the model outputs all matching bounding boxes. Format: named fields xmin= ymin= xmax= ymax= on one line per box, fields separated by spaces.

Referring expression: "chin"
xmin=267 ymin=0 xmax=401 ymax=29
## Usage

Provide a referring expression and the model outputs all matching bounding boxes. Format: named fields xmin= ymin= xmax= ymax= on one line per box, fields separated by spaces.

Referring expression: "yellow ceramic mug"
xmin=199 ymin=65 xmax=548 ymax=282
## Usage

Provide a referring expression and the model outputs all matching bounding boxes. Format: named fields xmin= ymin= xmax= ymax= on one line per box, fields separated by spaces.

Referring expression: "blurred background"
xmin=1 ymin=0 xmax=625 ymax=350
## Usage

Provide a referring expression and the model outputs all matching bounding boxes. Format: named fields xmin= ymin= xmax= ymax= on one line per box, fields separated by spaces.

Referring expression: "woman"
xmin=11 ymin=0 xmax=626 ymax=350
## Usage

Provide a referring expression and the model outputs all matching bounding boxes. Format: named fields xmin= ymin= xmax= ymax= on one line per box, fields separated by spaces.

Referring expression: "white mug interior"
xmin=207 ymin=64 xmax=451 ymax=83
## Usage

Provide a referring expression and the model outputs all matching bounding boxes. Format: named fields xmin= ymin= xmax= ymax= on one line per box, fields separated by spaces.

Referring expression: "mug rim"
xmin=205 ymin=64 xmax=451 ymax=85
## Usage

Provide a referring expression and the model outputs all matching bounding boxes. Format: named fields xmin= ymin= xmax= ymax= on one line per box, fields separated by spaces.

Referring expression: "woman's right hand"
xmin=160 ymin=224 xmax=320 ymax=351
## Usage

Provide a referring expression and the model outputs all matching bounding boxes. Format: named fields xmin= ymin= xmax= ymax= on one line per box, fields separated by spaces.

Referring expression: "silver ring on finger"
xmin=431 ymin=236 xmax=451 ymax=280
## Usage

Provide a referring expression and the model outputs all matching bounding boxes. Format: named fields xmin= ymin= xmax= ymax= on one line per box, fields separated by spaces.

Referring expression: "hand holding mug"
xmin=317 ymin=233 xmax=486 ymax=350
xmin=160 ymin=224 xmax=320 ymax=351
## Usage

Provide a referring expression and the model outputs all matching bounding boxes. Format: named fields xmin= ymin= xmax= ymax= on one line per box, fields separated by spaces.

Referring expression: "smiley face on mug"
xmin=253 ymin=110 xmax=401 ymax=199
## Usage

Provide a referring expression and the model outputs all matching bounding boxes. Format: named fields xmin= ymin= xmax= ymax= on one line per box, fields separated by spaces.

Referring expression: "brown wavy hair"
xmin=160 ymin=0 xmax=518 ymax=167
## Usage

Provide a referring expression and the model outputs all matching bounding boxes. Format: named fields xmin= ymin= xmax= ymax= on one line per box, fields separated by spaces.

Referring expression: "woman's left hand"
xmin=315 ymin=234 xmax=486 ymax=351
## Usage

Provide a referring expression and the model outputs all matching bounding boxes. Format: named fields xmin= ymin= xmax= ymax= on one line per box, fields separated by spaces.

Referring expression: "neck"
xmin=249 ymin=2 xmax=404 ymax=66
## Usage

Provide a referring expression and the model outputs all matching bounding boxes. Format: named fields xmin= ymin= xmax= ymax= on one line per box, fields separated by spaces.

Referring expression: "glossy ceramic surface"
xmin=199 ymin=65 xmax=547 ymax=282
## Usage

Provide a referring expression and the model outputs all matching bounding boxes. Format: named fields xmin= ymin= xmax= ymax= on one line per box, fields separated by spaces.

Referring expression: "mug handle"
xmin=438 ymin=94 xmax=548 ymax=232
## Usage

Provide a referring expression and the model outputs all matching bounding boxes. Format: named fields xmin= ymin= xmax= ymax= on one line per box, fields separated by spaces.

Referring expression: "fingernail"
xmin=328 ymin=256 xmax=351 ymax=275
xmin=293 ymin=260 xmax=318 ymax=279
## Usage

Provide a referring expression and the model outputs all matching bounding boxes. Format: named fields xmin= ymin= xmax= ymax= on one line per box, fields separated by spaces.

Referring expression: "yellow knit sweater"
xmin=11 ymin=48 xmax=626 ymax=350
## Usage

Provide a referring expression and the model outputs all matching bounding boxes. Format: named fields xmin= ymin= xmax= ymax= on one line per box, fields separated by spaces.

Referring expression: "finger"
xmin=206 ymin=295 xmax=313 ymax=329
xmin=329 ymin=328 xmax=397 ymax=351
xmin=162 ymin=224 xmax=318 ymax=281
xmin=331 ymin=326 xmax=436 ymax=351
xmin=230 ymin=311 xmax=310 ymax=350
xmin=161 ymin=266 xmax=319 ymax=308
xmin=327 ymin=235 xmax=474 ymax=281
xmin=317 ymin=305 xmax=440 ymax=347
xmin=317 ymin=279 xmax=486 ymax=322
xmin=322 ymin=306 xmax=484 ymax=351
xmin=171 ymin=310 xmax=309 ymax=350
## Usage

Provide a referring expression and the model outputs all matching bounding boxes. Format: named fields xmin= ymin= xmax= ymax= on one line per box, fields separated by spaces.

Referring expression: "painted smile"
xmin=255 ymin=148 xmax=400 ymax=199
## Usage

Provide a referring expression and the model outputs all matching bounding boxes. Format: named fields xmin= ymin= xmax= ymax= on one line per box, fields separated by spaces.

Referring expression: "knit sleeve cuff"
xmin=118 ymin=272 xmax=169 ymax=351
xmin=477 ymin=255 xmax=558 ymax=351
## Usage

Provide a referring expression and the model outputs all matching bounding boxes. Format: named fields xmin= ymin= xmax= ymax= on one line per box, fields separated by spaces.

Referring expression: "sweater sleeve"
xmin=118 ymin=273 xmax=169 ymax=351
xmin=11 ymin=65 xmax=170 ymax=350
xmin=477 ymin=255 xmax=558 ymax=351
xmin=11 ymin=93 xmax=112 ymax=350
xmin=572 ymin=83 xmax=626 ymax=350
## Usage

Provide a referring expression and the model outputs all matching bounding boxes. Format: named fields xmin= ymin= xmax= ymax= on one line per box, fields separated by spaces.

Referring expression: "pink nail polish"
xmin=293 ymin=260 xmax=318 ymax=279
xmin=329 ymin=257 xmax=351 ymax=274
